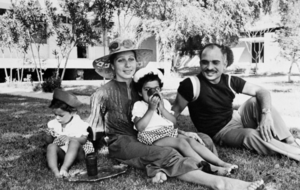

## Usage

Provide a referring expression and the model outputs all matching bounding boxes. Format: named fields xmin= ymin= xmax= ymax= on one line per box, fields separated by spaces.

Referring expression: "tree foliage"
xmin=117 ymin=0 xmax=273 ymax=63
xmin=276 ymin=0 xmax=300 ymax=81
xmin=8 ymin=0 xmax=52 ymax=82
xmin=0 ymin=9 xmax=31 ymax=82
xmin=45 ymin=0 xmax=115 ymax=80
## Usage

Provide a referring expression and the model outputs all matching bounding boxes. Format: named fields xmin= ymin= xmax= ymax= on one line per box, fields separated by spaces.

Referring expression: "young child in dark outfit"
xmin=45 ymin=89 xmax=94 ymax=178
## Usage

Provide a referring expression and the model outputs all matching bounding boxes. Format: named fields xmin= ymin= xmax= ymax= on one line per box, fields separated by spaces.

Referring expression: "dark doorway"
xmin=77 ymin=46 xmax=87 ymax=58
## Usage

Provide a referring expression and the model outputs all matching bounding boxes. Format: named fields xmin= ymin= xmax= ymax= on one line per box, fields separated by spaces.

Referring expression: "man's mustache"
xmin=204 ymin=69 xmax=216 ymax=72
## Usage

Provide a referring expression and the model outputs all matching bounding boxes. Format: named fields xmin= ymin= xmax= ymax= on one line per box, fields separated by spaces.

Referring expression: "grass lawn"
xmin=1 ymin=75 xmax=300 ymax=190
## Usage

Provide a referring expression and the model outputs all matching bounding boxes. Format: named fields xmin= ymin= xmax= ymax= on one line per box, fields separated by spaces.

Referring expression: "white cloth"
xmin=133 ymin=67 xmax=164 ymax=83
xmin=47 ymin=114 xmax=89 ymax=152
xmin=131 ymin=99 xmax=174 ymax=131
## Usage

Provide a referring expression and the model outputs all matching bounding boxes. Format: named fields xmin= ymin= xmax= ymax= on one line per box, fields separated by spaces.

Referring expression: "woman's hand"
xmin=182 ymin=131 xmax=205 ymax=145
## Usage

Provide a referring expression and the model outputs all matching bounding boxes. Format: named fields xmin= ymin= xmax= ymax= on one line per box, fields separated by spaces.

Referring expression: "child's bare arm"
xmin=160 ymin=107 xmax=176 ymax=124
xmin=158 ymin=98 xmax=176 ymax=124
xmin=134 ymin=108 xmax=155 ymax=132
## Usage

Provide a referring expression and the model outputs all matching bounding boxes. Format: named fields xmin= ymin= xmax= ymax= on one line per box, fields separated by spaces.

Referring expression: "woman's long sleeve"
xmin=87 ymin=90 xmax=106 ymax=140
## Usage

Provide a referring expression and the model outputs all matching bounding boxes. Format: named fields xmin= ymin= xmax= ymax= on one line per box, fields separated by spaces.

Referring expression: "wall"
xmin=233 ymin=41 xmax=252 ymax=64
xmin=139 ymin=36 xmax=157 ymax=62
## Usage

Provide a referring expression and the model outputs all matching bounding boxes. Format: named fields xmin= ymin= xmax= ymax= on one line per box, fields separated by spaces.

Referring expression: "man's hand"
xmin=183 ymin=131 xmax=205 ymax=145
xmin=258 ymin=113 xmax=275 ymax=142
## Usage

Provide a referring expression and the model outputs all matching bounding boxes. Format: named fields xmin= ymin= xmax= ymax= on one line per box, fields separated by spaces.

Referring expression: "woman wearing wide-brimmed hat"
xmin=87 ymin=39 xmax=265 ymax=190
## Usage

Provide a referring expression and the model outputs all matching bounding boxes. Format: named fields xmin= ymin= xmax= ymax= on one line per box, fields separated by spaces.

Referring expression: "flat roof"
xmin=0 ymin=58 xmax=94 ymax=69
xmin=0 ymin=1 xmax=11 ymax=9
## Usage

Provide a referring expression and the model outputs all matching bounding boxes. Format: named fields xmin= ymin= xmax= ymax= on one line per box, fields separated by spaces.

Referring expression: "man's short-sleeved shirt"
xmin=178 ymin=73 xmax=246 ymax=137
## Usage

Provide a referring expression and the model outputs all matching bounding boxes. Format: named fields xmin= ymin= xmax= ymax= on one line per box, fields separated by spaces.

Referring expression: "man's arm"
xmin=171 ymin=93 xmax=189 ymax=118
xmin=241 ymin=82 xmax=274 ymax=142
xmin=172 ymin=93 xmax=204 ymax=144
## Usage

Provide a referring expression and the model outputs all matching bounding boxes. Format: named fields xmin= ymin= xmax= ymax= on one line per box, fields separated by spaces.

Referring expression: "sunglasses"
xmin=109 ymin=39 xmax=134 ymax=51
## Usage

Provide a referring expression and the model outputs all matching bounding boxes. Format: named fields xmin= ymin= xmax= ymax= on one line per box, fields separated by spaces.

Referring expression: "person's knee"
xmin=177 ymin=138 xmax=191 ymax=151
xmin=247 ymin=97 xmax=258 ymax=104
xmin=47 ymin=143 xmax=58 ymax=151
xmin=244 ymin=129 xmax=260 ymax=141
xmin=198 ymin=133 xmax=214 ymax=150
xmin=68 ymin=139 xmax=81 ymax=148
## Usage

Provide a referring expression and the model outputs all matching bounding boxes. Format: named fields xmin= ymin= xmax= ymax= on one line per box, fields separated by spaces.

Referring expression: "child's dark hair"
xmin=134 ymin=72 xmax=164 ymax=92
xmin=49 ymin=98 xmax=77 ymax=113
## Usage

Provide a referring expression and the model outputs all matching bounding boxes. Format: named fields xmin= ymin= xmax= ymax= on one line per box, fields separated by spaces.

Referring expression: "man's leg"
xmin=220 ymin=98 xmax=300 ymax=160
xmin=238 ymin=97 xmax=292 ymax=141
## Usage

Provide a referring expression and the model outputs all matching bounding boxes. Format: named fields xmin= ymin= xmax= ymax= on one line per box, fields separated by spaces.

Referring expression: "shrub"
xmin=234 ymin=67 xmax=246 ymax=74
xmin=41 ymin=76 xmax=61 ymax=92
xmin=32 ymin=83 xmax=42 ymax=92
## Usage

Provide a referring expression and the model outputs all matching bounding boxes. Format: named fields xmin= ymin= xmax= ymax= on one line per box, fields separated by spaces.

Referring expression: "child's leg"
xmin=47 ymin=144 xmax=65 ymax=178
xmin=179 ymin=135 xmax=238 ymax=174
xmin=179 ymin=135 xmax=231 ymax=165
xmin=153 ymin=137 xmax=204 ymax=163
xmin=60 ymin=139 xmax=84 ymax=176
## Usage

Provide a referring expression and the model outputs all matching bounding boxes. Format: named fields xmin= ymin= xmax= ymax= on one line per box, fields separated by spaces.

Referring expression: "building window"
xmin=0 ymin=8 xmax=6 ymax=15
xmin=77 ymin=46 xmax=87 ymax=58
xmin=252 ymin=42 xmax=264 ymax=63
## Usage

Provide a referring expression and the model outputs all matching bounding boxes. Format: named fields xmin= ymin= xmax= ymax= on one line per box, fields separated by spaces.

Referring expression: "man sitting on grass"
xmin=172 ymin=43 xmax=300 ymax=161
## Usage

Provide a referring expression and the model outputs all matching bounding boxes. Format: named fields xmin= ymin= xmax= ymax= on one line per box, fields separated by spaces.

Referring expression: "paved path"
xmin=1 ymin=79 xmax=299 ymax=130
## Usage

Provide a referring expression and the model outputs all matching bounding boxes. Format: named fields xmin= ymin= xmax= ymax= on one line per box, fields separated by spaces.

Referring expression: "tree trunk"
xmin=56 ymin=58 xmax=61 ymax=79
xmin=10 ymin=68 xmax=12 ymax=83
xmin=17 ymin=69 xmax=20 ymax=82
xmin=29 ymin=43 xmax=41 ymax=82
xmin=21 ymin=53 xmax=25 ymax=82
xmin=61 ymin=49 xmax=72 ymax=80
xmin=4 ymin=68 xmax=8 ymax=81
xmin=36 ymin=45 xmax=44 ymax=82
xmin=288 ymin=61 xmax=294 ymax=82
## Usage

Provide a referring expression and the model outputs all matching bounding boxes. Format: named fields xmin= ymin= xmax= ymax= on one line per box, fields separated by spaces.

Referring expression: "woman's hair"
xmin=134 ymin=73 xmax=164 ymax=93
xmin=198 ymin=43 xmax=234 ymax=67
xmin=49 ymin=98 xmax=77 ymax=113
xmin=109 ymin=50 xmax=138 ymax=65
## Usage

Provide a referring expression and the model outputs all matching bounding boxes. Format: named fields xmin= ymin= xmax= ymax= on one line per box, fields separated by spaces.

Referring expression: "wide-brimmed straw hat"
xmin=53 ymin=89 xmax=82 ymax=108
xmin=93 ymin=39 xmax=153 ymax=79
